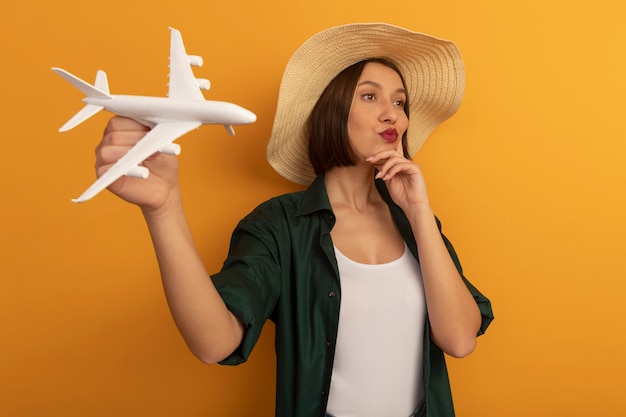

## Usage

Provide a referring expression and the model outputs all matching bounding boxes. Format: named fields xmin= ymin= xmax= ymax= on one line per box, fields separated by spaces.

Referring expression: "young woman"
xmin=95 ymin=23 xmax=493 ymax=417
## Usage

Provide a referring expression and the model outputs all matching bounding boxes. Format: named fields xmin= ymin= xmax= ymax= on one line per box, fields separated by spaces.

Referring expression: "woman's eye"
xmin=362 ymin=93 xmax=374 ymax=100
xmin=394 ymin=99 xmax=406 ymax=107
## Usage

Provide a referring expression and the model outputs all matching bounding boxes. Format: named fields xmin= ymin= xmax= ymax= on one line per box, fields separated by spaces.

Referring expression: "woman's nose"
xmin=380 ymin=101 xmax=398 ymax=123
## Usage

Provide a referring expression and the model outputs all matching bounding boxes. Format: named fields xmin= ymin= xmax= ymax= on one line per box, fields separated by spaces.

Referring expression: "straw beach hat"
xmin=267 ymin=22 xmax=465 ymax=185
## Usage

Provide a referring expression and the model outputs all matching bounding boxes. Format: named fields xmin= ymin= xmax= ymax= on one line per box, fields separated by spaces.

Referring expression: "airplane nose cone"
xmin=243 ymin=108 xmax=257 ymax=123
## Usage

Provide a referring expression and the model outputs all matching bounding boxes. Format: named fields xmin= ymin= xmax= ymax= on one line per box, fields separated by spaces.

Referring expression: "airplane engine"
xmin=187 ymin=55 xmax=203 ymax=67
xmin=196 ymin=78 xmax=211 ymax=90
xmin=160 ymin=143 xmax=182 ymax=155
xmin=126 ymin=166 xmax=149 ymax=179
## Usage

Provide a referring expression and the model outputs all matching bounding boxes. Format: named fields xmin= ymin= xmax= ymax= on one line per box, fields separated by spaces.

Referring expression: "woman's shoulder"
xmin=240 ymin=190 xmax=308 ymax=223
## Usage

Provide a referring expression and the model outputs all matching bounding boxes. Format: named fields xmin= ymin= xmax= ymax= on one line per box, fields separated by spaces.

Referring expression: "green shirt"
xmin=212 ymin=175 xmax=493 ymax=417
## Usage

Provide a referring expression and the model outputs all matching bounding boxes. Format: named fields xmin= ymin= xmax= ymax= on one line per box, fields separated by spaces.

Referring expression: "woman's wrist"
xmin=141 ymin=185 xmax=184 ymax=223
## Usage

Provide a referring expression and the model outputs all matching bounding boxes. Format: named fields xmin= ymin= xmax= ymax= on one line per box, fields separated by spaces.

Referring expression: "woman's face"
xmin=347 ymin=62 xmax=409 ymax=160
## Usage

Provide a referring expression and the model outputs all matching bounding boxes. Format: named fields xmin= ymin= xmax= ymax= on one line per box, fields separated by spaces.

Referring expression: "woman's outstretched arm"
xmin=97 ymin=116 xmax=244 ymax=363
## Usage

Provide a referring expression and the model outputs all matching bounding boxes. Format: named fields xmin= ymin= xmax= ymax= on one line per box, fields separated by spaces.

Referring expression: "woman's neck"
xmin=324 ymin=166 xmax=383 ymax=211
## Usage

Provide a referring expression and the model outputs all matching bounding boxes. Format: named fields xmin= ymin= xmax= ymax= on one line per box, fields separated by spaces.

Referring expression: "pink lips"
xmin=380 ymin=128 xmax=398 ymax=142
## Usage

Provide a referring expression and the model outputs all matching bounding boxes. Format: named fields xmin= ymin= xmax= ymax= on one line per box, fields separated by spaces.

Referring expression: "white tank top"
xmin=326 ymin=244 xmax=426 ymax=417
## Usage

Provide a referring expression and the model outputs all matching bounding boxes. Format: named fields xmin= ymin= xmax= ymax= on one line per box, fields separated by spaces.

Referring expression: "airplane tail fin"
xmin=52 ymin=67 xmax=112 ymax=132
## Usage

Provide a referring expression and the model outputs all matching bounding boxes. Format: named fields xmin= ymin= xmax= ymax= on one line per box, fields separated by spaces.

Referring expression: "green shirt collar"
xmin=296 ymin=174 xmax=333 ymax=217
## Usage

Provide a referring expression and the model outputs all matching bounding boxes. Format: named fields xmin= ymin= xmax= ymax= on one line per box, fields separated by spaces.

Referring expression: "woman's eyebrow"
xmin=357 ymin=80 xmax=406 ymax=95
xmin=357 ymin=80 xmax=381 ymax=88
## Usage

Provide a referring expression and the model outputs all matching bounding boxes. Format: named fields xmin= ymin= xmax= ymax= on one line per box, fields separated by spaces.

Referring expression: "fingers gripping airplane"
xmin=52 ymin=27 xmax=257 ymax=203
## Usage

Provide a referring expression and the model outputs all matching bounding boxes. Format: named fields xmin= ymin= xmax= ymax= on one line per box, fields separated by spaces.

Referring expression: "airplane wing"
xmin=167 ymin=28 xmax=205 ymax=101
xmin=72 ymin=121 xmax=201 ymax=203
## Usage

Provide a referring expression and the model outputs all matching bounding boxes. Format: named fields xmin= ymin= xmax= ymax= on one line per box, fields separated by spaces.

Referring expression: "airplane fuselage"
xmin=85 ymin=95 xmax=257 ymax=127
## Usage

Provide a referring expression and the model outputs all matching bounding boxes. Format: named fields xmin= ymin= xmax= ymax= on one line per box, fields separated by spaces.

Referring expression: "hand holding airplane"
xmin=52 ymin=27 xmax=256 ymax=203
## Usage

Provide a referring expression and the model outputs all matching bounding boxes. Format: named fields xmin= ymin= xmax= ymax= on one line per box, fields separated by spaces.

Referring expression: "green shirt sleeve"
xmin=435 ymin=216 xmax=494 ymax=335
xmin=211 ymin=203 xmax=284 ymax=365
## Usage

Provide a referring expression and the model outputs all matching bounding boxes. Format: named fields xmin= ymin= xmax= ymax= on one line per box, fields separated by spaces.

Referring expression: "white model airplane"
xmin=52 ymin=27 xmax=256 ymax=203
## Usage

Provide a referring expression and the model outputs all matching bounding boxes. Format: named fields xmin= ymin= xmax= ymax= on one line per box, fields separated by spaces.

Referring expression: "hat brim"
xmin=267 ymin=22 xmax=465 ymax=185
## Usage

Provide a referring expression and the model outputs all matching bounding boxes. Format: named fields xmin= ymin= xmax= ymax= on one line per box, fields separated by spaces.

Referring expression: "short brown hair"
xmin=306 ymin=58 xmax=410 ymax=176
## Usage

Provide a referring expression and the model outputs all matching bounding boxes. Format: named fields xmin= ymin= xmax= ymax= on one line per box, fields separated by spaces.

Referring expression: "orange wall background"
xmin=2 ymin=0 xmax=625 ymax=416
